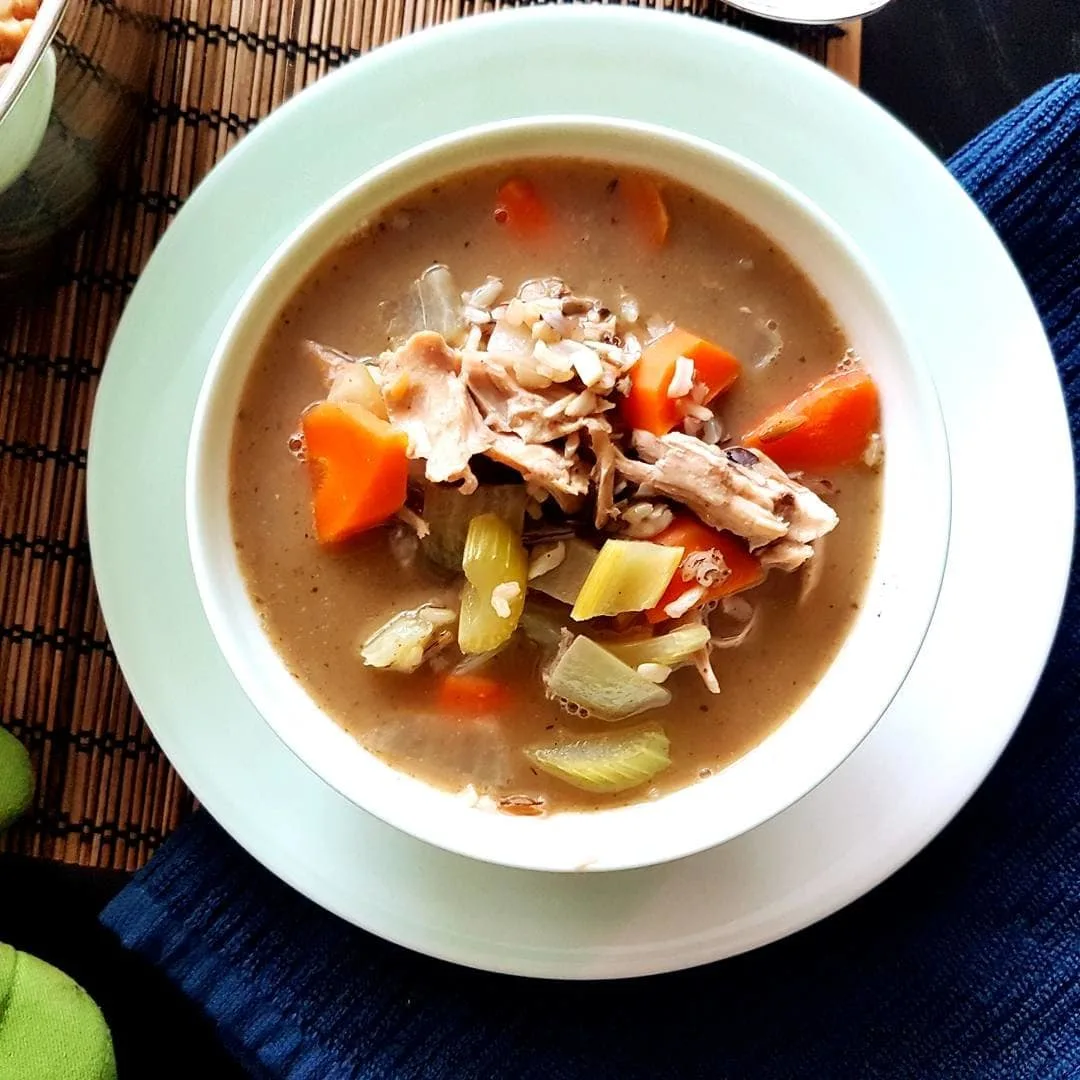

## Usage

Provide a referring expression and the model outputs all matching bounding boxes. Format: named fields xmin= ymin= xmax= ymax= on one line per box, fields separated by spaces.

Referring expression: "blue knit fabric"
xmin=101 ymin=77 xmax=1080 ymax=1080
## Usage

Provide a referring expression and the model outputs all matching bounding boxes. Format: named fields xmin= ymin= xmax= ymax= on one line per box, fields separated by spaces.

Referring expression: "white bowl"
xmin=186 ymin=116 xmax=950 ymax=873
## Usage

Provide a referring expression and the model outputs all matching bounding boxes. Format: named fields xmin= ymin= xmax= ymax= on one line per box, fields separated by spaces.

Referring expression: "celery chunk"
xmin=526 ymin=727 xmax=671 ymax=794
xmin=422 ymin=483 xmax=527 ymax=571
xmin=544 ymin=634 xmax=670 ymax=720
xmin=458 ymin=513 xmax=528 ymax=654
xmin=604 ymin=624 xmax=711 ymax=669
xmin=360 ymin=606 xmax=456 ymax=673
xmin=529 ymin=538 xmax=598 ymax=606
xmin=570 ymin=540 xmax=683 ymax=621
xmin=518 ymin=603 xmax=567 ymax=649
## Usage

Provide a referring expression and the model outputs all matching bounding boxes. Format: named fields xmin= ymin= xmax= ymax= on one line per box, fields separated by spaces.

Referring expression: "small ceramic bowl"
xmin=0 ymin=0 xmax=160 ymax=283
xmin=186 ymin=116 xmax=950 ymax=873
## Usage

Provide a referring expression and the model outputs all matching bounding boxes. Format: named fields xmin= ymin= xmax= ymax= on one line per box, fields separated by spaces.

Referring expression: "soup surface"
xmin=231 ymin=158 xmax=883 ymax=814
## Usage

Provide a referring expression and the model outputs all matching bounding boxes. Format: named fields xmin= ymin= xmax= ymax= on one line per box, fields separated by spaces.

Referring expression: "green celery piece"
xmin=359 ymin=606 xmax=456 ymax=672
xmin=570 ymin=540 xmax=683 ymax=621
xmin=458 ymin=513 xmax=528 ymax=654
xmin=604 ymin=624 xmax=711 ymax=669
xmin=526 ymin=727 xmax=671 ymax=794
xmin=422 ymin=483 xmax=526 ymax=571
xmin=529 ymin=538 xmax=599 ymax=605
xmin=545 ymin=634 xmax=670 ymax=721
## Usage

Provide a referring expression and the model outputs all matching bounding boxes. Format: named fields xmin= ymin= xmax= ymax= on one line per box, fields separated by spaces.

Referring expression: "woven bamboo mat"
xmin=0 ymin=0 xmax=860 ymax=872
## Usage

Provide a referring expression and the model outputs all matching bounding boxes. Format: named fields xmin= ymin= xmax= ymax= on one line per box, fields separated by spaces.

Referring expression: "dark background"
xmin=863 ymin=0 xmax=1079 ymax=156
xmin=1 ymin=1 xmax=1076 ymax=1075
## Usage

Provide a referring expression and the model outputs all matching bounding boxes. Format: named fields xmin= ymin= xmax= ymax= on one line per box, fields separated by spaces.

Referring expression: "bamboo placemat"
xmin=0 ymin=0 xmax=860 ymax=872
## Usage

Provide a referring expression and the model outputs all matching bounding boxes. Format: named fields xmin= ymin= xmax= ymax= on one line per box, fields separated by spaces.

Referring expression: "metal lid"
xmin=723 ymin=0 xmax=893 ymax=24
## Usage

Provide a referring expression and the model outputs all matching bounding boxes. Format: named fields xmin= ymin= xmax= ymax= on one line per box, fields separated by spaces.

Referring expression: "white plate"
xmin=87 ymin=7 xmax=1073 ymax=979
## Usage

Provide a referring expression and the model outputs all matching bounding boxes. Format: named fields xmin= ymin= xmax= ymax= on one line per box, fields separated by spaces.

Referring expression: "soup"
xmin=230 ymin=159 xmax=883 ymax=814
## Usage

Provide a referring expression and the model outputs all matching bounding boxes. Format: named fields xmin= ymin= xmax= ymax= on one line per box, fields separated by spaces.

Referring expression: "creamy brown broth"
xmin=231 ymin=159 xmax=882 ymax=812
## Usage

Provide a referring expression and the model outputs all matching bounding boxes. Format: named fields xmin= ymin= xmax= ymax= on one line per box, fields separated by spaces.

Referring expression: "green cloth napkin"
xmin=0 ymin=727 xmax=33 ymax=831
xmin=0 ymin=727 xmax=117 ymax=1079
xmin=0 ymin=945 xmax=116 ymax=1080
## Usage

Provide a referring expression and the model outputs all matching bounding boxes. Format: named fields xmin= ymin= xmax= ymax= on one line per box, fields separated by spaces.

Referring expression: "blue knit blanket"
xmin=101 ymin=76 xmax=1080 ymax=1080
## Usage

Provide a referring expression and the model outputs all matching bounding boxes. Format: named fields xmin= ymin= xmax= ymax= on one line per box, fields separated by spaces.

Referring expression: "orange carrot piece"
xmin=621 ymin=329 xmax=742 ymax=436
xmin=646 ymin=516 xmax=764 ymax=624
xmin=301 ymin=401 xmax=409 ymax=544
xmin=494 ymin=177 xmax=549 ymax=239
xmin=690 ymin=338 xmax=743 ymax=400
xmin=743 ymin=367 xmax=880 ymax=471
xmin=437 ymin=673 xmax=512 ymax=715
xmin=619 ymin=173 xmax=670 ymax=247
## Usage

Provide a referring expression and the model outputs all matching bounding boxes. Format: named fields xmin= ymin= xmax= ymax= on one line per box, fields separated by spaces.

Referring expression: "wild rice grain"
xmin=564 ymin=390 xmax=598 ymax=418
xmin=667 ymin=355 xmax=695 ymax=398
xmin=528 ymin=541 xmax=567 ymax=580
xmin=664 ymin=585 xmax=706 ymax=619
xmin=490 ymin=582 xmax=521 ymax=619
xmin=636 ymin=663 xmax=672 ymax=684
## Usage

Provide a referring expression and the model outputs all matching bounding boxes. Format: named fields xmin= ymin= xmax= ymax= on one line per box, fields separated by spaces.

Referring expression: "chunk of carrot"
xmin=619 ymin=173 xmax=670 ymax=247
xmin=301 ymin=401 xmax=409 ymax=544
xmin=621 ymin=329 xmax=742 ymax=436
xmin=645 ymin=515 xmax=764 ymax=624
xmin=743 ymin=366 xmax=880 ymax=471
xmin=437 ymin=673 xmax=512 ymax=715
xmin=494 ymin=177 xmax=549 ymax=239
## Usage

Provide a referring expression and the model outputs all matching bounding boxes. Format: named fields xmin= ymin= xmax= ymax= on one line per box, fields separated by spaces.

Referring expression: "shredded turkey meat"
xmin=487 ymin=432 xmax=589 ymax=511
xmin=741 ymin=450 xmax=842 ymax=545
xmin=758 ymin=539 xmax=815 ymax=573
xmin=302 ymin=270 xmax=862 ymax=605
xmin=461 ymin=350 xmax=609 ymax=444
xmin=618 ymin=431 xmax=837 ymax=555
xmin=587 ymin=423 xmax=619 ymax=528
xmin=377 ymin=331 xmax=493 ymax=493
